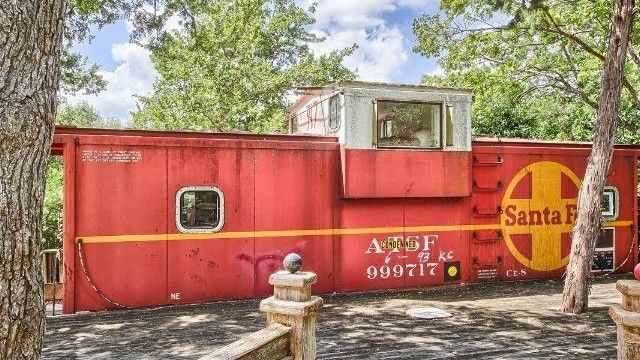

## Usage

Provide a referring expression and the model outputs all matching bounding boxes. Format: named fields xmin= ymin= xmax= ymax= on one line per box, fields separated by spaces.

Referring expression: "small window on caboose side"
xmin=176 ymin=186 xmax=224 ymax=233
xmin=601 ymin=186 xmax=618 ymax=220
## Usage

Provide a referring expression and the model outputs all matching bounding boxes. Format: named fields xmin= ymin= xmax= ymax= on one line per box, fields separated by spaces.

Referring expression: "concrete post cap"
xmin=269 ymin=270 xmax=317 ymax=288
xmin=259 ymin=296 xmax=324 ymax=316
xmin=617 ymin=280 xmax=640 ymax=297
xmin=610 ymin=304 xmax=640 ymax=327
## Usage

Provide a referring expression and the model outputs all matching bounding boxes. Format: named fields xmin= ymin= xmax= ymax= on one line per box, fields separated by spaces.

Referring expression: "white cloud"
xmin=427 ymin=64 xmax=445 ymax=76
xmin=68 ymin=43 xmax=157 ymax=123
xmin=310 ymin=0 xmax=396 ymax=28
xmin=397 ymin=0 xmax=433 ymax=8
xmin=301 ymin=0 xmax=434 ymax=82
xmin=312 ymin=26 xmax=407 ymax=82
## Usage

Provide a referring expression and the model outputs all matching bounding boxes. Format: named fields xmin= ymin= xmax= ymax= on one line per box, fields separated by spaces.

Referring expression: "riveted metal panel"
xmin=166 ymin=147 xmax=255 ymax=304
xmin=253 ymin=148 xmax=338 ymax=296
xmin=334 ymin=198 xmax=406 ymax=292
xmin=341 ymin=149 xmax=472 ymax=198
xmin=74 ymin=144 xmax=168 ymax=311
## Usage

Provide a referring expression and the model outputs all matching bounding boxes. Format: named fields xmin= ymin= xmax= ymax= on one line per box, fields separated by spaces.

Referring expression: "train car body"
xmin=51 ymin=82 xmax=639 ymax=314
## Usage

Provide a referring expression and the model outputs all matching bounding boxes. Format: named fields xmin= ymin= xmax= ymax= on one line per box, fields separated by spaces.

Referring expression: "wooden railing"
xmin=204 ymin=323 xmax=292 ymax=360
xmin=41 ymin=248 xmax=63 ymax=315
xmin=202 ymin=254 xmax=322 ymax=360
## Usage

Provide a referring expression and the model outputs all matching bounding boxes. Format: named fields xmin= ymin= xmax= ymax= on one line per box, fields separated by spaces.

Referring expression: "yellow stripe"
xmin=76 ymin=221 xmax=634 ymax=244
xmin=603 ymin=220 xmax=633 ymax=228
xmin=77 ymin=224 xmax=504 ymax=244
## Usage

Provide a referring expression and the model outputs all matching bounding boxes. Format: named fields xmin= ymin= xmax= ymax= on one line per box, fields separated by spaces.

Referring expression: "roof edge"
xmin=296 ymin=81 xmax=473 ymax=94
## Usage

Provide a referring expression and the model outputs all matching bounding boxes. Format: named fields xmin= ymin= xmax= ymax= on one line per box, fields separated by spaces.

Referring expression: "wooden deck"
xmin=44 ymin=276 xmax=627 ymax=359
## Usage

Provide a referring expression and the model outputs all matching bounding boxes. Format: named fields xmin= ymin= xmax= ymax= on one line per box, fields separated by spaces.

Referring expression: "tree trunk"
xmin=0 ymin=1 xmax=66 ymax=358
xmin=562 ymin=0 xmax=635 ymax=314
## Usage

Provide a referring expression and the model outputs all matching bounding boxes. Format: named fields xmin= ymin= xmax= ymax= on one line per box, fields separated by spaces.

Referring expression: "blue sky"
xmin=70 ymin=0 xmax=442 ymax=122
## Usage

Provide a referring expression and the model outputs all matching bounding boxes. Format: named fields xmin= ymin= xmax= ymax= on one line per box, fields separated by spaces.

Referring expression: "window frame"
xmin=444 ymin=104 xmax=454 ymax=147
xmin=373 ymin=99 xmax=444 ymax=150
xmin=175 ymin=186 xmax=225 ymax=233
xmin=595 ymin=227 xmax=615 ymax=250
xmin=602 ymin=186 xmax=619 ymax=220
xmin=328 ymin=95 xmax=340 ymax=131
xmin=591 ymin=227 xmax=615 ymax=272
xmin=289 ymin=115 xmax=297 ymax=134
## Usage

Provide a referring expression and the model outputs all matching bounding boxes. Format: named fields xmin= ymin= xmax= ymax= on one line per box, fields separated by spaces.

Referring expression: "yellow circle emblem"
xmin=501 ymin=161 xmax=581 ymax=271
xmin=447 ymin=265 xmax=458 ymax=277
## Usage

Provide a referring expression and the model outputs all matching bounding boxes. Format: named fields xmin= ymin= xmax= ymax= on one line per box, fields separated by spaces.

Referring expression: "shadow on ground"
xmin=44 ymin=276 xmax=625 ymax=359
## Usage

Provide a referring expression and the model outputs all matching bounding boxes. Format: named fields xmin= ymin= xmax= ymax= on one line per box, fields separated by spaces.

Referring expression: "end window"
xmin=329 ymin=95 xmax=340 ymax=130
xmin=289 ymin=116 xmax=298 ymax=134
xmin=176 ymin=186 xmax=224 ymax=233
xmin=445 ymin=105 xmax=454 ymax=147
xmin=602 ymin=186 xmax=619 ymax=219
xmin=376 ymin=100 xmax=442 ymax=149
xmin=592 ymin=227 xmax=615 ymax=272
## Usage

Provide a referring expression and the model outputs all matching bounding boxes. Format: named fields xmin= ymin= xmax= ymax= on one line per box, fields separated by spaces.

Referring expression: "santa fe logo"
xmin=501 ymin=161 xmax=581 ymax=271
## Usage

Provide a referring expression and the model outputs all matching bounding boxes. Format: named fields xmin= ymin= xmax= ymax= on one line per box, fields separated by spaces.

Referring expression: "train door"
xmin=334 ymin=198 xmax=407 ymax=292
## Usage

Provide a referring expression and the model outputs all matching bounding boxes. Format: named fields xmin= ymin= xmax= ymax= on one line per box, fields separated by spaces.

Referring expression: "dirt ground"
xmin=43 ymin=275 xmax=629 ymax=359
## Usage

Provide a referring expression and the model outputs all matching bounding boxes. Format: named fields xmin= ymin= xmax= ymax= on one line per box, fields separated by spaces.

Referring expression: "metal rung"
xmin=473 ymin=180 xmax=503 ymax=192
xmin=472 ymin=256 xmax=504 ymax=269
xmin=472 ymin=205 xmax=503 ymax=217
xmin=472 ymin=231 xmax=502 ymax=244
xmin=473 ymin=155 xmax=503 ymax=165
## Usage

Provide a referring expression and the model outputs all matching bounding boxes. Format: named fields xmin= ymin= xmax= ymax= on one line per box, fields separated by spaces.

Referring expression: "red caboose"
xmin=51 ymin=81 xmax=638 ymax=313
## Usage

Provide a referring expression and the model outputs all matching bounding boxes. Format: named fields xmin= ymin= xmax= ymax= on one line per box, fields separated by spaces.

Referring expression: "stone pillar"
xmin=610 ymin=280 xmax=640 ymax=359
xmin=259 ymin=270 xmax=323 ymax=360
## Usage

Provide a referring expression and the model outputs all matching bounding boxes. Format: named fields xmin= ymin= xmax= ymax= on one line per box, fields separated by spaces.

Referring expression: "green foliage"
xmin=61 ymin=49 xmax=107 ymax=95
xmin=56 ymin=101 xmax=120 ymax=128
xmin=130 ymin=0 xmax=355 ymax=132
xmin=423 ymin=70 xmax=594 ymax=141
xmin=414 ymin=0 xmax=640 ymax=143
xmin=43 ymin=158 xmax=63 ymax=250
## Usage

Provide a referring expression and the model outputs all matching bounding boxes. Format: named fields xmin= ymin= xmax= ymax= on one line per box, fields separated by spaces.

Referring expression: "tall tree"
xmin=130 ymin=0 xmax=355 ymax=132
xmin=414 ymin=0 xmax=640 ymax=143
xmin=0 ymin=0 xmax=66 ymax=358
xmin=563 ymin=0 xmax=635 ymax=313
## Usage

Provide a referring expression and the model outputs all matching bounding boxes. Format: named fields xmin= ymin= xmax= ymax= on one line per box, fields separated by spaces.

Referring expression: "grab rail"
xmin=473 ymin=155 xmax=503 ymax=165
xmin=472 ymin=205 xmax=503 ymax=217
xmin=472 ymin=231 xmax=503 ymax=244
xmin=472 ymin=256 xmax=504 ymax=269
xmin=472 ymin=180 xmax=504 ymax=192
